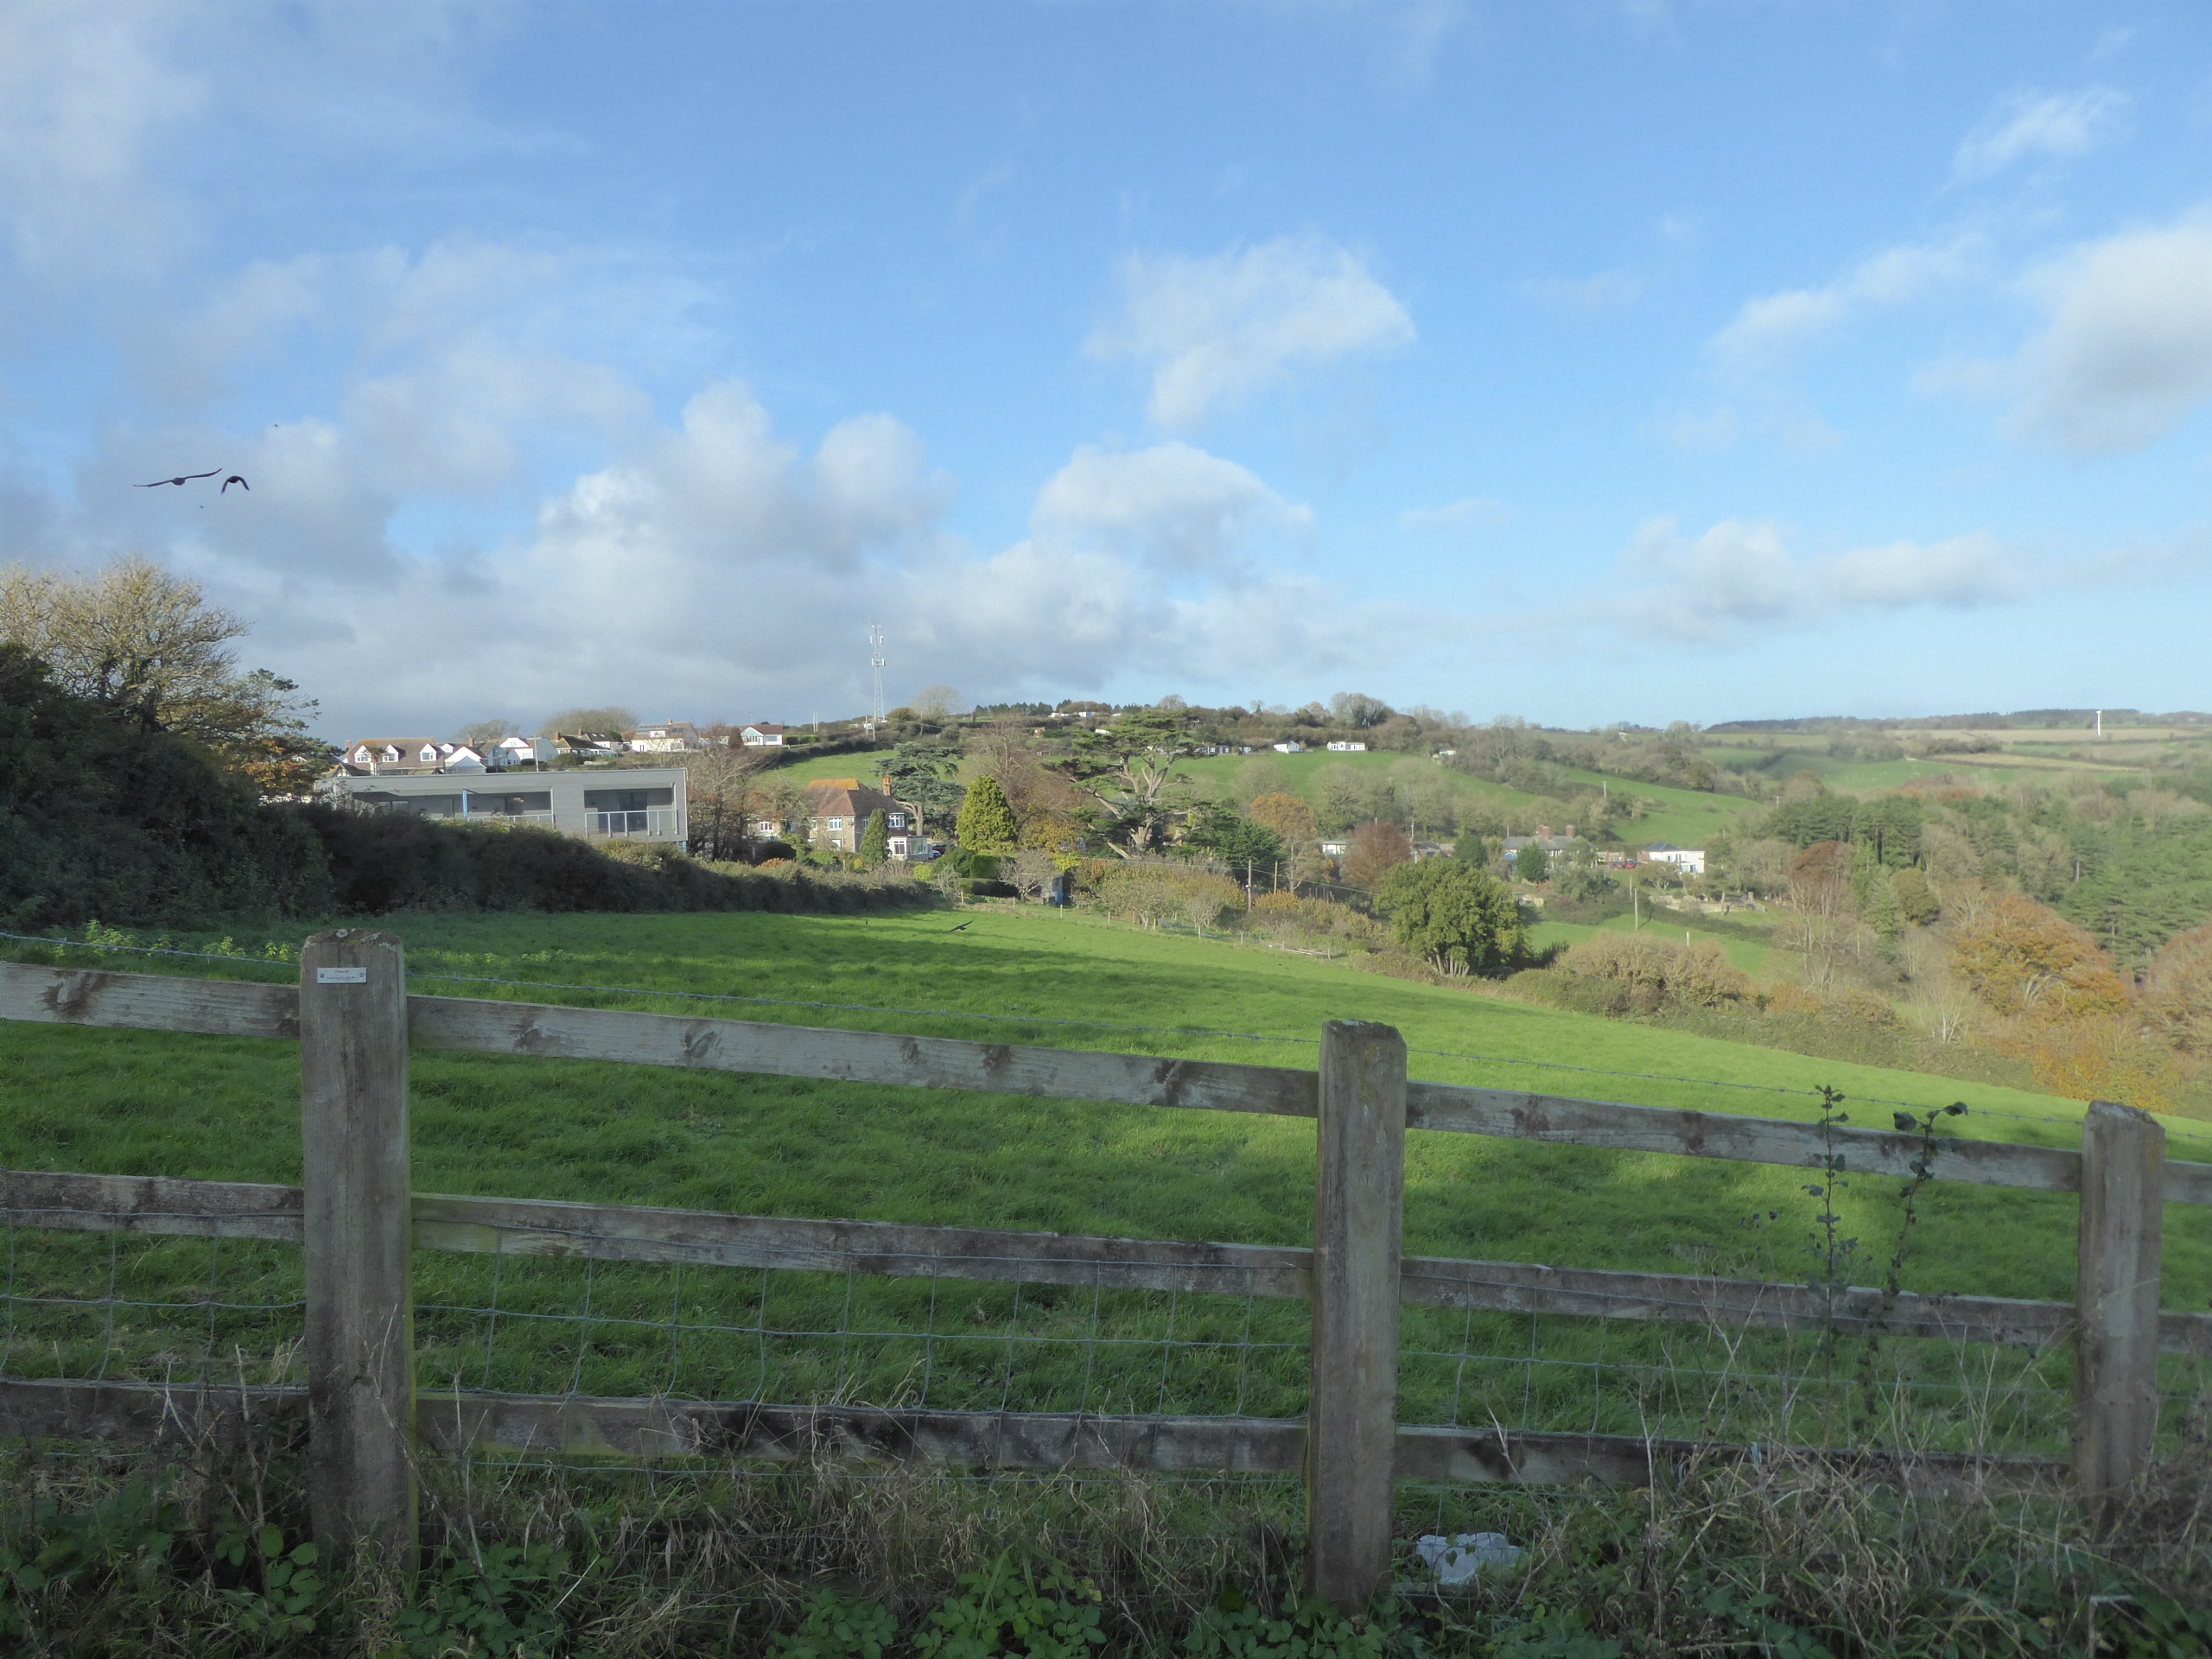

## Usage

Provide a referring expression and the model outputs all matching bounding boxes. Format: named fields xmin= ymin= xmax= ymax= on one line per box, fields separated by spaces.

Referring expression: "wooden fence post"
xmin=1308 ymin=1020 xmax=1406 ymax=1611
xmin=2074 ymin=1098 xmax=2164 ymax=1516
xmin=300 ymin=930 xmax=416 ymax=1570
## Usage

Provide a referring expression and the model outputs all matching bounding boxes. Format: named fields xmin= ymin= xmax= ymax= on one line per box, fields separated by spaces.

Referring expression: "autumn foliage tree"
xmin=1247 ymin=791 xmax=1319 ymax=845
xmin=2144 ymin=923 xmax=2212 ymax=1054
xmin=1948 ymin=893 xmax=2130 ymax=1023
xmin=1344 ymin=820 xmax=1413 ymax=888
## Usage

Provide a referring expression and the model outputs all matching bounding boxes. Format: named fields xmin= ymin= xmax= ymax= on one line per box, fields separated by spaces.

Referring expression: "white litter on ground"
xmin=1414 ymin=1532 xmax=1522 ymax=1586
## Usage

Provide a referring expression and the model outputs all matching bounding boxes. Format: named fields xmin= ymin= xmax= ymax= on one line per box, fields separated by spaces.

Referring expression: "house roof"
xmin=346 ymin=737 xmax=444 ymax=765
xmin=804 ymin=780 xmax=899 ymax=820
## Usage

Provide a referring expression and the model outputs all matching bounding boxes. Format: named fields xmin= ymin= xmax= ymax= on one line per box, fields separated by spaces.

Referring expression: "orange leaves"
xmin=1947 ymin=892 xmax=2130 ymax=1023
xmin=1246 ymin=791 xmax=1319 ymax=845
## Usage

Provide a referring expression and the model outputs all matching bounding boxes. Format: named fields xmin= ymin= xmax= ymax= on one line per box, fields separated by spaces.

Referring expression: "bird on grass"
xmin=137 ymin=468 xmax=220 ymax=488
xmin=220 ymin=475 xmax=249 ymax=493
xmin=949 ymin=920 xmax=974 ymax=932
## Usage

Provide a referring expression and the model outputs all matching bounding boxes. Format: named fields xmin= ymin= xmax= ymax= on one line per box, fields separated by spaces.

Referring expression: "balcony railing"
xmin=584 ymin=808 xmax=682 ymax=839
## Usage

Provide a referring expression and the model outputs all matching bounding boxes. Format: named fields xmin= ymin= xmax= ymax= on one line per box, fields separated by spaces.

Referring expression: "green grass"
xmin=4 ymin=906 xmax=2208 ymax=1456
xmin=1552 ymin=766 xmax=1758 ymax=848
xmin=1528 ymin=912 xmax=1776 ymax=976
xmin=763 ymin=746 xmax=897 ymax=786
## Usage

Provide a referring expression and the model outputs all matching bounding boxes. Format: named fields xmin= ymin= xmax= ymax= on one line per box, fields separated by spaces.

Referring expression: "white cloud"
xmin=1953 ymin=86 xmax=2130 ymax=183
xmin=1710 ymin=237 xmax=1983 ymax=370
xmin=1400 ymin=496 xmax=1509 ymax=533
xmin=0 ymin=0 xmax=205 ymax=282
xmin=1087 ymin=234 xmax=1414 ymax=429
xmin=1524 ymin=270 xmax=1641 ymax=313
xmin=1031 ymin=442 xmax=1313 ymax=573
xmin=1999 ymin=212 xmax=2212 ymax=456
xmin=1589 ymin=517 xmax=2024 ymax=644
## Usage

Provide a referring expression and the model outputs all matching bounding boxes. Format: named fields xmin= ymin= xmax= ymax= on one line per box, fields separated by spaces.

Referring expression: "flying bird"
xmin=220 ymin=475 xmax=250 ymax=493
xmin=137 ymin=469 xmax=220 ymax=488
xmin=948 ymin=921 xmax=974 ymax=932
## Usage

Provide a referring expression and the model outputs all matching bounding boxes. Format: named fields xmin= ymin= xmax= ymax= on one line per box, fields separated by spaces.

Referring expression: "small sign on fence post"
xmin=300 ymin=930 xmax=417 ymax=1573
xmin=1308 ymin=1020 xmax=1407 ymax=1611
xmin=2074 ymin=1098 xmax=2164 ymax=1517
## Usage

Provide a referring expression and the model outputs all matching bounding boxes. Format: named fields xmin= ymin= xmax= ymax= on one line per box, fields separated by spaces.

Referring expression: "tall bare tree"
xmin=0 ymin=556 xmax=332 ymax=793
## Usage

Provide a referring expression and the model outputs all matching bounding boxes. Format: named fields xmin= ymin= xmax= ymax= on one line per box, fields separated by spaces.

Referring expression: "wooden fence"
xmin=3 ymin=930 xmax=2208 ymax=1609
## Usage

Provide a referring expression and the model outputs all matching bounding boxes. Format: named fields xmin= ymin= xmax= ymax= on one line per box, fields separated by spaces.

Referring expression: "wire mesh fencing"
xmin=17 ymin=1195 xmax=2198 ymax=1481
xmin=0 ymin=1210 xmax=306 ymax=1392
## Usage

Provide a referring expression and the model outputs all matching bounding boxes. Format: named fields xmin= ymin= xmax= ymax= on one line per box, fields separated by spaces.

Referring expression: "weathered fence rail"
xmin=8 ymin=959 xmax=2206 ymax=1204
xmin=2 ymin=943 xmax=2203 ymax=1605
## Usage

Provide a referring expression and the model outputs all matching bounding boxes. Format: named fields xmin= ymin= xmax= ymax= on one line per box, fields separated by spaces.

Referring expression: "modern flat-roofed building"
xmin=316 ymin=765 xmax=688 ymax=845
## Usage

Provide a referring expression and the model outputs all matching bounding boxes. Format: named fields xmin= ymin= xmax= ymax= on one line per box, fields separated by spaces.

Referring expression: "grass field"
xmin=1527 ymin=910 xmax=1777 ymax=976
xmin=5 ymin=906 xmax=2208 ymax=1457
xmin=1175 ymin=747 xmax=1758 ymax=851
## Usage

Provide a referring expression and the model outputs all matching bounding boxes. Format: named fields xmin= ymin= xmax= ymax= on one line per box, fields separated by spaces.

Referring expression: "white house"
xmin=344 ymin=738 xmax=445 ymax=773
xmin=1271 ymin=741 xmax=1305 ymax=754
xmin=626 ymin=721 xmax=705 ymax=753
xmin=1325 ymin=741 xmax=1368 ymax=753
xmin=1643 ymin=843 xmax=1707 ymax=875
xmin=491 ymin=735 xmax=544 ymax=768
xmin=740 ymin=724 xmax=789 ymax=747
xmin=437 ymin=744 xmax=486 ymax=772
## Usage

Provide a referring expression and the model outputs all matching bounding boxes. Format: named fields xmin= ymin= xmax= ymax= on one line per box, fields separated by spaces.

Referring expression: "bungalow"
xmin=1643 ymin=843 xmax=1707 ymax=875
xmin=803 ymin=779 xmax=911 ymax=855
xmin=553 ymin=732 xmax=628 ymax=762
xmin=1325 ymin=741 xmax=1368 ymax=753
xmin=491 ymin=735 xmax=545 ymax=769
xmin=626 ymin=721 xmax=706 ymax=753
xmin=740 ymin=724 xmax=790 ymax=747
xmin=1271 ymin=741 xmax=1305 ymax=754
xmin=1502 ymin=823 xmax=1584 ymax=864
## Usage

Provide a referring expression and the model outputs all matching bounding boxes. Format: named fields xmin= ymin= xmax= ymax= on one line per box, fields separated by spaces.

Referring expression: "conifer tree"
xmin=956 ymin=773 xmax=1020 ymax=854
xmin=858 ymin=808 xmax=890 ymax=867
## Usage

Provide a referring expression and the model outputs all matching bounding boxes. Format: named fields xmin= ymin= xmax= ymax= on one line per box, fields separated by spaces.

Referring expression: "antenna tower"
xmin=867 ymin=622 xmax=887 ymax=734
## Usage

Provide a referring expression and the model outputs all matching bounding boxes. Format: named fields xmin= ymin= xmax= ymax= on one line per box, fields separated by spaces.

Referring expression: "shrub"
xmin=289 ymin=807 xmax=933 ymax=918
xmin=0 ymin=645 xmax=331 ymax=929
xmin=1559 ymin=932 xmax=1751 ymax=1007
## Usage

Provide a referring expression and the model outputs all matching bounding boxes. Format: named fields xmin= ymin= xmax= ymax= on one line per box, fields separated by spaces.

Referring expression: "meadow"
xmin=6 ymin=904 xmax=2209 ymax=1464
xmin=1176 ymin=747 xmax=1752 ymax=849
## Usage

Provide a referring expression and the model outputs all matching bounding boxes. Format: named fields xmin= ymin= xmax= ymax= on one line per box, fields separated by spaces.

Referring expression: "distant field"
xmin=1529 ymin=909 xmax=1776 ymax=976
xmin=764 ymin=745 xmax=897 ymax=785
xmin=1176 ymin=748 xmax=1754 ymax=850
xmin=6 ymin=906 xmax=2206 ymax=1452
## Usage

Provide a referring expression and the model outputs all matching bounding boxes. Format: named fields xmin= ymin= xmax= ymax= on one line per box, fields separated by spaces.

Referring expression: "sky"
xmin=2 ymin=0 xmax=2209 ymax=741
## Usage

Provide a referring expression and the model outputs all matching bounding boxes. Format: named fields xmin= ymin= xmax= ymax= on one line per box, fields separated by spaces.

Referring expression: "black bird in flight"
xmin=220 ymin=475 xmax=250 ymax=493
xmin=948 ymin=920 xmax=974 ymax=932
xmin=137 ymin=468 xmax=220 ymax=488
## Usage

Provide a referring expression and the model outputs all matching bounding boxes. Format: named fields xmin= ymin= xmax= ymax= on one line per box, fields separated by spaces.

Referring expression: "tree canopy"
xmin=1049 ymin=708 xmax=1200 ymax=855
xmin=1376 ymin=860 xmax=1527 ymax=975
xmin=1183 ymin=800 xmax=1284 ymax=869
xmin=955 ymin=772 xmax=1020 ymax=854
xmin=0 ymin=557 xmax=333 ymax=794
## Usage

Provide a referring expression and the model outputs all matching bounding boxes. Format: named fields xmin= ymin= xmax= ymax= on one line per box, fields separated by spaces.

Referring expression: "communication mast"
xmin=867 ymin=622 xmax=887 ymax=734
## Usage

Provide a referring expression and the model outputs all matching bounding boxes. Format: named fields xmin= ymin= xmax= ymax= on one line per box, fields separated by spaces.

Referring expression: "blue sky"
xmin=3 ymin=1 xmax=2209 ymax=740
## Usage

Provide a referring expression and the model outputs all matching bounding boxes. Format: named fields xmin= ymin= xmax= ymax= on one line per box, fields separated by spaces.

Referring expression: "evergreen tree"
xmin=858 ymin=808 xmax=890 ymax=867
xmin=1376 ymin=860 xmax=1528 ymax=974
xmin=1516 ymin=841 xmax=1551 ymax=883
xmin=956 ymin=773 xmax=1020 ymax=854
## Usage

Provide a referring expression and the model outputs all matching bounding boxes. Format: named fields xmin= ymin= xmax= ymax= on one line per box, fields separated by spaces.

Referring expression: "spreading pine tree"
xmin=955 ymin=773 xmax=1020 ymax=855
